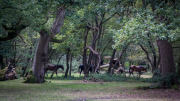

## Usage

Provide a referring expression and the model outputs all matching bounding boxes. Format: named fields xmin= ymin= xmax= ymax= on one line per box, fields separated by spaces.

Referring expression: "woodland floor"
xmin=0 ymin=73 xmax=179 ymax=101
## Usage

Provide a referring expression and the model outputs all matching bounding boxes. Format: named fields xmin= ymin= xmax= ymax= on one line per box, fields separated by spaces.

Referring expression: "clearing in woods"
xmin=0 ymin=73 xmax=179 ymax=101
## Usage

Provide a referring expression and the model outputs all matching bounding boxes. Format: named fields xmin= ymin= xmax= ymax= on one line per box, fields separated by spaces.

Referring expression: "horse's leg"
xmin=56 ymin=70 xmax=58 ymax=76
xmin=80 ymin=69 xmax=83 ymax=75
xmin=51 ymin=72 xmax=54 ymax=78
xmin=137 ymin=72 xmax=141 ymax=80
xmin=129 ymin=67 xmax=131 ymax=75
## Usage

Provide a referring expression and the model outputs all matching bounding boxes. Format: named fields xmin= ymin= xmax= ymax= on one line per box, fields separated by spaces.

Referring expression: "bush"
xmin=0 ymin=67 xmax=7 ymax=81
xmin=152 ymin=69 xmax=180 ymax=88
xmin=22 ymin=69 xmax=37 ymax=83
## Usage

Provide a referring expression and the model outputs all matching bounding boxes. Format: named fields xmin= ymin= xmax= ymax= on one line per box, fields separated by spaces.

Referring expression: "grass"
xmin=0 ymin=72 xmax=179 ymax=101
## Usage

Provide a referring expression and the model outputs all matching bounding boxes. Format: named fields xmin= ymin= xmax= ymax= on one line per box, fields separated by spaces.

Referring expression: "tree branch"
xmin=50 ymin=36 xmax=68 ymax=43
xmin=84 ymin=46 xmax=101 ymax=72
xmin=139 ymin=44 xmax=153 ymax=67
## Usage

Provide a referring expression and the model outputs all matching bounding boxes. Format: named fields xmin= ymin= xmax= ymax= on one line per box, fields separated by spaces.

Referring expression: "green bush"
xmin=152 ymin=69 xmax=180 ymax=88
xmin=22 ymin=69 xmax=37 ymax=83
xmin=0 ymin=67 xmax=7 ymax=81
xmin=171 ymin=85 xmax=179 ymax=90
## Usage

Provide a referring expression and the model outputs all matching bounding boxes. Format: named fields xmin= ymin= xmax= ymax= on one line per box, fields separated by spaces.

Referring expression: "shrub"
xmin=152 ymin=69 xmax=180 ymax=88
xmin=0 ymin=67 xmax=7 ymax=81
xmin=22 ymin=69 xmax=37 ymax=83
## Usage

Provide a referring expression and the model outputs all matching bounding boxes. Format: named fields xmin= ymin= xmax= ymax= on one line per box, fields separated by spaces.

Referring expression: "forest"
xmin=0 ymin=0 xmax=180 ymax=100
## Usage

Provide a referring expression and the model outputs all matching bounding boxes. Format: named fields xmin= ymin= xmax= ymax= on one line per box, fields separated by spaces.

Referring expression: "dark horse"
xmin=44 ymin=64 xmax=64 ymax=76
xmin=79 ymin=64 xmax=99 ymax=75
xmin=129 ymin=65 xmax=147 ymax=75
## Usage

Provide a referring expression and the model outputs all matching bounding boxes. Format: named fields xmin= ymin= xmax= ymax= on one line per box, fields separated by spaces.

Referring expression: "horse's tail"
xmin=129 ymin=66 xmax=131 ymax=75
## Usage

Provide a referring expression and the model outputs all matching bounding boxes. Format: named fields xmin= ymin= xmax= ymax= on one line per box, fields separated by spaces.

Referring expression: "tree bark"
xmin=65 ymin=48 xmax=70 ymax=78
xmin=157 ymin=40 xmax=175 ymax=76
xmin=111 ymin=42 xmax=131 ymax=75
xmin=178 ymin=56 xmax=180 ymax=76
xmin=69 ymin=53 xmax=73 ymax=77
xmin=147 ymin=33 xmax=157 ymax=72
xmin=84 ymin=46 xmax=101 ymax=73
xmin=139 ymin=44 xmax=154 ymax=71
xmin=83 ymin=30 xmax=89 ymax=77
xmin=0 ymin=55 xmax=5 ymax=69
xmin=32 ymin=7 xmax=65 ymax=83
xmin=107 ymin=49 xmax=116 ymax=74
xmin=32 ymin=30 xmax=51 ymax=83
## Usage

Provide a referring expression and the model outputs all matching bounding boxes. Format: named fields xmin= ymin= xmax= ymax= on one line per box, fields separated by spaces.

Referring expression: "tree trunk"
xmin=69 ymin=53 xmax=73 ymax=77
xmin=32 ymin=7 xmax=65 ymax=83
xmin=178 ymin=56 xmax=180 ymax=76
xmin=83 ymin=30 xmax=89 ymax=77
xmin=65 ymin=48 xmax=70 ymax=78
xmin=147 ymin=33 xmax=158 ymax=72
xmin=0 ymin=55 xmax=5 ymax=69
xmin=111 ymin=43 xmax=131 ymax=75
xmin=139 ymin=44 xmax=154 ymax=72
xmin=107 ymin=49 xmax=116 ymax=74
xmin=84 ymin=46 xmax=101 ymax=73
xmin=32 ymin=30 xmax=51 ymax=83
xmin=157 ymin=40 xmax=175 ymax=76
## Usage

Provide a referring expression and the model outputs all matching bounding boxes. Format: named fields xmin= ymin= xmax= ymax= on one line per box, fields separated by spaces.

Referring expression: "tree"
xmin=111 ymin=0 xmax=180 ymax=86
xmin=0 ymin=0 xmax=81 ymax=83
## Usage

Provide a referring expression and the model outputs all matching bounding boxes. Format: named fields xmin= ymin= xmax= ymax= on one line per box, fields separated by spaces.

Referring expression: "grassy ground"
xmin=0 ymin=72 xmax=179 ymax=101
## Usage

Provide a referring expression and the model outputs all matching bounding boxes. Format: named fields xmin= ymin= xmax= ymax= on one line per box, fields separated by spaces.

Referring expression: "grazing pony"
xmin=79 ymin=64 xmax=99 ymax=75
xmin=129 ymin=65 xmax=147 ymax=79
xmin=44 ymin=64 xmax=64 ymax=76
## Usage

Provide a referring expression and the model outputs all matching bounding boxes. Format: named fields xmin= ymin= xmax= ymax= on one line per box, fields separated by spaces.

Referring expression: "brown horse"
xmin=44 ymin=64 xmax=64 ymax=76
xmin=129 ymin=65 xmax=147 ymax=75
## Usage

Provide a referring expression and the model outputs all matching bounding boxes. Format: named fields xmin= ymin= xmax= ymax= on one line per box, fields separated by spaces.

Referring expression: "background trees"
xmin=0 ymin=0 xmax=179 ymax=85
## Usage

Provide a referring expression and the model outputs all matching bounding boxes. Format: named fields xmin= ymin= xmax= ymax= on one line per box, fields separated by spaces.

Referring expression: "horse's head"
xmin=142 ymin=67 xmax=147 ymax=72
xmin=61 ymin=65 xmax=64 ymax=71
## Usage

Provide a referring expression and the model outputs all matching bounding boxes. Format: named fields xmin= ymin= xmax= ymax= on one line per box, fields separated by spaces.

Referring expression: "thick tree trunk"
xmin=32 ymin=30 xmax=51 ymax=83
xmin=32 ymin=7 xmax=65 ymax=83
xmin=157 ymin=40 xmax=175 ymax=76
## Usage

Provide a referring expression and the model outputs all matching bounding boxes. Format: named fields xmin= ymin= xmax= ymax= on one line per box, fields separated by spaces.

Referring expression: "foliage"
xmin=22 ymin=69 xmax=37 ymax=83
xmin=152 ymin=69 xmax=180 ymax=88
xmin=0 ymin=41 xmax=14 ymax=57
xmin=111 ymin=10 xmax=179 ymax=48
xmin=16 ymin=28 xmax=39 ymax=67
xmin=84 ymin=73 xmax=126 ymax=82
xmin=0 ymin=67 xmax=7 ymax=81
